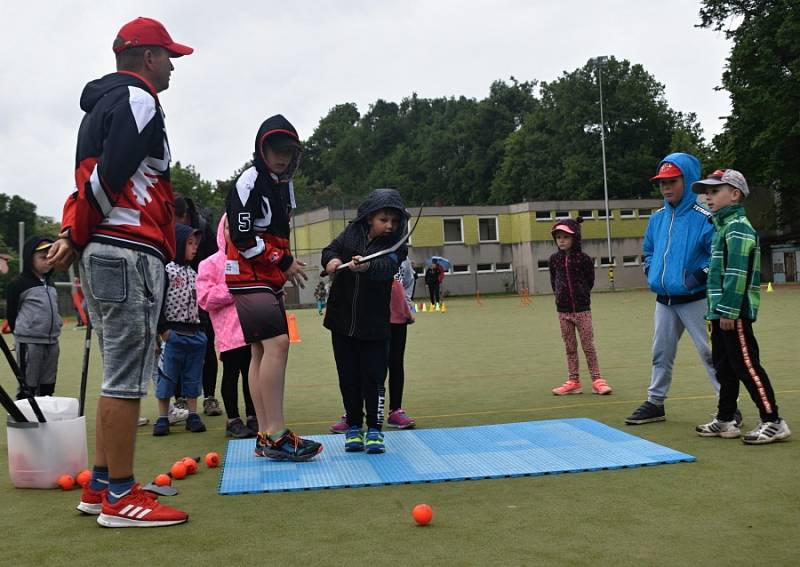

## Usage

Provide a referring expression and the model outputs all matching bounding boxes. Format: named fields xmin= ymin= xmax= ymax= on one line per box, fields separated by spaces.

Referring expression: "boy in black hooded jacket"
xmin=6 ymin=236 xmax=63 ymax=397
xmin=322 ymin=189 xmax=409 ymax=454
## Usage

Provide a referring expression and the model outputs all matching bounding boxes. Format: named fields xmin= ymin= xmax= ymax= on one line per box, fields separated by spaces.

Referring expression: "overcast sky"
xmin=1 ymin=0 xmax=733 ymax=219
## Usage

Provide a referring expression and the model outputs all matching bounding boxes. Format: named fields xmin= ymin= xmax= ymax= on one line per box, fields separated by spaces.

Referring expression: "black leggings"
xmin=332 ymin=332 xmax=388 ymax=430
xmin=388 ymin=323 xmax=407 ymax=411
xmin=220 ymin=346 xmax=255 ymax=420
xmin=428 ymin=283 xmax=440 ymax=305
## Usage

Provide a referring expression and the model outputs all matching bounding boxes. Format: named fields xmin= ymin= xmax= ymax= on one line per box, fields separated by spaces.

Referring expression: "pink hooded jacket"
xmin=197 ymin=215 xmax=247 ymax=353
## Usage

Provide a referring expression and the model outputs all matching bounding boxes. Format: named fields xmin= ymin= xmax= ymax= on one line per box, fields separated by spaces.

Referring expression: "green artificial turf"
xmin=1 ymin=288 xmax=798 ymax=566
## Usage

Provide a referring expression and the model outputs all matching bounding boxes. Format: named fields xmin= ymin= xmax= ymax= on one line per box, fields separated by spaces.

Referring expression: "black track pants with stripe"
xmin=712 ymin=319 xmax=779 ymax=422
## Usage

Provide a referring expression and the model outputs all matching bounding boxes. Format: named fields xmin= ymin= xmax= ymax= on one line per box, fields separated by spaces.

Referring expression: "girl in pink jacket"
xmin=196 ymin=215 xmax=257 ymax=438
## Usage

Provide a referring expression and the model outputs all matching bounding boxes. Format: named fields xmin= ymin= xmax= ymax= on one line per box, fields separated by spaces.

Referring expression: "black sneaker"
xmin=185 ymin=413 xmax=207 ymax=433
xmin=733 ymin=409 xmax=743 ymax=428
xmin=256 ymin=430 xmax=323 ymax=462
xmin=625 ymin=401 xmax=665 ymax=425
xmin=226 ymin=417 xmax=253 ymax=439
xmin=203 ymin=397 xmax=223 ymax=416
xmin=246 ymin=415 xmax=259 ymax=436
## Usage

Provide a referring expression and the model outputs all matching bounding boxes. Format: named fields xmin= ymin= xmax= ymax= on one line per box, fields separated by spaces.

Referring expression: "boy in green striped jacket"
xmin=691 ymin=169 xmax=790 ymax=444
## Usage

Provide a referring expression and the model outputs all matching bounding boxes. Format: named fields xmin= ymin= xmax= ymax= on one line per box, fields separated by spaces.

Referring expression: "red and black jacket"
xmin=62 ymin=71 xmax=176 ymax=262
xmin=549 ymin=218 xmax=594 ymax=313
xmin=224 ymin=115 xmax=301 ymax=294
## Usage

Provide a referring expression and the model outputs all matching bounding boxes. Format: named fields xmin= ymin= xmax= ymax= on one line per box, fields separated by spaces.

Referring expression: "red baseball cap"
xmin=551 ymin=223 xmax=576 ymax=235
xmin=650 ymin=162 xmax=682 ymax=182
xmin=113 ymin=17 xmax=193 ymax=57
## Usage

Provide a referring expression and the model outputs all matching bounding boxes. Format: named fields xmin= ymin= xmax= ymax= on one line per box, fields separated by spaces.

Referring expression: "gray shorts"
xmin=79 ymin=242 xmax=165 ymax=399
xmin=16 ymin=342 xmax=59 ymax=390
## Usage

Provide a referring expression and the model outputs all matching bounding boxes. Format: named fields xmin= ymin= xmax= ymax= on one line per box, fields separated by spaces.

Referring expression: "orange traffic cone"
xmin=286 ymin=313 xmax=301 ymax=343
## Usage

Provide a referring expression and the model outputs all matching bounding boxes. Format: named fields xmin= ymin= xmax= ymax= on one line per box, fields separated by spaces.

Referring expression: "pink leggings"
xmin=558 ymin=311 xmax=601 ymax=380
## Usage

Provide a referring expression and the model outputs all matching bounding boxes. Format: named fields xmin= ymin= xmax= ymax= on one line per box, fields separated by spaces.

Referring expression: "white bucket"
xmin=7 ymin=397 xmax=88 ymax=489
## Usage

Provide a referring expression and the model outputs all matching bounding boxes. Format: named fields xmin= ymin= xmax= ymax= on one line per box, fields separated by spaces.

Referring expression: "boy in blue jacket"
xmin=625 ymin=153 xmax=737 ymax=425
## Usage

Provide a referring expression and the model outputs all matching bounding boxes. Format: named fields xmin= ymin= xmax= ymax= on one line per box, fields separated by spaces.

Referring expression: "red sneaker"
xmin=77 ymin=484 xmax=106 ymax=515
xmin=97 ymin=484 xmax=188 ymax=528
xmin=552 ymin=380 xmax=582 ymax=395
xmin=591 ymin=378 xmax=613 ymax=395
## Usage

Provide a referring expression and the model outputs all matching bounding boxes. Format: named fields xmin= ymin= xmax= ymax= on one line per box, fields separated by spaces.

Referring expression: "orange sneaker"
xmin=552 ymin=380 xmax=582 ymax=395
xmin=592 ymin=378 xmax=613 ymax=395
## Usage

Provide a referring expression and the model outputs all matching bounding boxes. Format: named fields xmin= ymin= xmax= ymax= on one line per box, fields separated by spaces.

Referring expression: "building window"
xmin=637 ymin=208 xmax=651 ymax=218
xmin=478 ymin=217 xmax=498 ymax=242
xmin=597 ymin=209 xmax=612 ymax=220
xmin=620 ymin=209 xmax=635 ymax=219
xmin=600 ymin=256 xmax=616 ymax=267
xmin=495 ymin=262 xmax=512 ymax=272
xmin=578 ymin=209 xmax=594 ymax=219
xmin=477 ymin=263 xmax=494 ymax=273
xmin=623 ymin=255 xmax=640 ymax=266
xmin=451 ymin=264 xmax=470 ymax=274
xmin=535 ymin=211 xmax=552 ymax=222
xmin=537 ymin=260 xmax=549 ymax=271
xmin=442 ymin=218 xmax=463 ymax=243
xmin=555 ymin=210 xmax=570 ymax=219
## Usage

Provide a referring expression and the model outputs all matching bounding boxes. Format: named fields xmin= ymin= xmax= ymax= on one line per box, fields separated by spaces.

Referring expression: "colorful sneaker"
xmin=365 ymin=428 xmax=385 ymax=454
xmin=174 ymin=397 xmax=188 ymax=411
xmin=695 ymin=418 xmax=741 ymax=438
xmin=591 ymin=378 xmax=612 ymax=395
xmin=246 ymin=415 xmax=259 ymax=436
xmin=97 ymin=484 xmax=188 ymax=528
xmin=226 ymin=417 xmax=253 ymax=439
xmin=625 ymin=401 xmax=666 ymax=425
xmin=552 ymin=380 xmax=582 ymax=396
xmin=203 ymin=397 xmax=223 ymax=416
xmin=742 ymin=419 xmax=791 ymax=445
xmin=345 ymin=426 xmax=365 ymax=452
xmin=387 ymin=408 xmax=416 ymax=429
xmin=255 ymin=430 xmax=323 ymax=462
xmin=77 ymin=484 xmax=106 ymax=515
xmin=168 ymin=404 xmax=188 ymax=425
xmin=329 ymin=415 xmax=349 ymax=434
xmin=152 ymin=417 xmax=170 ymax=437
xmin=185 ymin=413 xmax=206 ymax=433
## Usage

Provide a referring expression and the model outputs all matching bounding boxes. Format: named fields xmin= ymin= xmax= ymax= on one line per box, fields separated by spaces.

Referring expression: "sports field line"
xmin=134 ymin=389 xmax=800 ymax=435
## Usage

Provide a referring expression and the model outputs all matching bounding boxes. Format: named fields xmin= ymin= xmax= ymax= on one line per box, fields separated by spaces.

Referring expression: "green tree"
xmin=171 ymin=162 xmax=224 ymax=213
xmin=699 ymin=0 xmax=800 ymax=227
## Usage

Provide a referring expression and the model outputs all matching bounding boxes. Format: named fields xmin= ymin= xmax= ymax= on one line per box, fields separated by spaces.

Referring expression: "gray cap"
xmin=691 ymin=168 xmax=749 ymax=196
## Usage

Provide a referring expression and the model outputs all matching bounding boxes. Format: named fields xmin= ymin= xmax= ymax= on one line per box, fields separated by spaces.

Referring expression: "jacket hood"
xmin=551 ymin=217 xmax=583 ymax=252
xmin=215 ymin=214 xmax=227 ymax=250
xmin=253 ymin=114 xmax=302 ymax=182
xmin=657 ymin=152 xmax=701 ymax=214
xmin=22 ymin=235 xmax=55 ymax=277
xmin=79 ymin=71 xmax=156 ymax=113
xmin=174 ymin=223 xmax=201 ymax=265
xmin=354 ymin=188 xmax=411 ymax=245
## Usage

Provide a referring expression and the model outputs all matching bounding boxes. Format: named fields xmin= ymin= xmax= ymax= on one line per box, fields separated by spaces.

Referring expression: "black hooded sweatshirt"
xmin=6 ymin=236 xmax=63 ymax=343
xmin=225 ymin=115 xmax=301 ymax=293
xmin=548 ymin=218 xmax=595 ymax=313
xmin=322 ymin=189 xmax=409 ymax=341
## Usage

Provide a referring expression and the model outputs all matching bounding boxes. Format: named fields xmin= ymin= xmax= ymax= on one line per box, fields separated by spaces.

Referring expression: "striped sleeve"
xmin=716 ymin=221 xmax=756 ymax=320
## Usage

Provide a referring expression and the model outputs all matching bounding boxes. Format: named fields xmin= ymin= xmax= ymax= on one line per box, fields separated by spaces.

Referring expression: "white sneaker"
xmin=742 ymin=419 xmax=791 ymax=445
xmin=168 ymin=404 xmax=189 ymax=425
xmin=695 ymin=418 xmax=740 ymax=438
xmin=137 ymin=416 xmax=149 ymax=427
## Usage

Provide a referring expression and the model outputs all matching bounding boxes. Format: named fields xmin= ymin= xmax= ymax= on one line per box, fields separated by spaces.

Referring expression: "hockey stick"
xmin=334 ymin=206 xmax=424 ymax=273
xmin=79 ymin=321 xmax=92 ymax=417
xmin=0 ymin=381 xmax=28 ymax=423
xmin=0 ymin=334 xmax=46 ymax=423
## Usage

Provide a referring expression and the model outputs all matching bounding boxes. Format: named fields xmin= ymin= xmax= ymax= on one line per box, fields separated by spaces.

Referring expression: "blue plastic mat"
xmin=218 ymin=418 xmax=695 ymax=495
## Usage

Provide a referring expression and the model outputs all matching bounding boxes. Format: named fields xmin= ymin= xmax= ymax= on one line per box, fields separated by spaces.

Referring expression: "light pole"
xmin=592 ymin=56 xmax=614 ymax=290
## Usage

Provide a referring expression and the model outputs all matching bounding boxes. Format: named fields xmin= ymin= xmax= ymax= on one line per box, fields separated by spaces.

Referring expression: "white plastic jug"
xmin=15 ymin=396 xmax=79 ymax=422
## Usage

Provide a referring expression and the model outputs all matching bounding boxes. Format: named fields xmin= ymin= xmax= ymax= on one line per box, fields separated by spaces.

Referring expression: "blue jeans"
xmin=80 ymin=243 xmax=164 ymax=399
xmin=647 ymin=299 xmax=719 ymax=404
xmin=156 ymin=330 xmax=208 ymax=399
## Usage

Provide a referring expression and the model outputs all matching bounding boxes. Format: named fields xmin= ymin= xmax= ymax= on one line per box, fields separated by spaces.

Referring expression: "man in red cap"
xmin=48 ymin=17 xmax=193 ymax=528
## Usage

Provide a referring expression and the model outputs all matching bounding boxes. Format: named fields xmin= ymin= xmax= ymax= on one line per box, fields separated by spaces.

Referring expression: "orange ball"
xmin=57 ymin=474 xmax=75 ymax=490
xmin=170 ymin=461 xmax=187 ymax=480
xmin=204 ymin=452 xmax=220 ymax=468
xmin=154 ymin=473 xmax=172 ymax=487
xmin=181 ymin=457 xmax=198 ymax=475
xmin=412 ymin=504 xmax=433 ymax=526
xmin=75 ymin=469 xmax=92 ymax=488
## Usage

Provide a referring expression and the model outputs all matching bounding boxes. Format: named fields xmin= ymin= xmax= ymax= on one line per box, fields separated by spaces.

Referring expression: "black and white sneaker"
xmin=742 ymin=419 xmax=791 ymax=445
xmin=625 ymin=401 xmax=665 ymax=425
xmin=696 ymin=418 xmax=741 ymax=438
